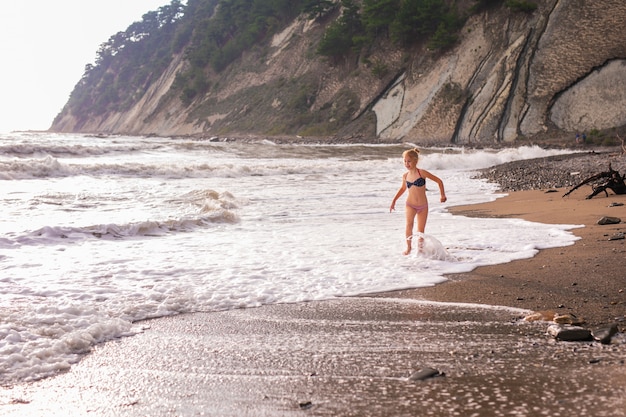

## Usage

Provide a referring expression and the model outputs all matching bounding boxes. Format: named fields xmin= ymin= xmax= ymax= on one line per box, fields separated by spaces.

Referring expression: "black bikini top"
xmin=406 ymin=169 xmax=425 ymax=188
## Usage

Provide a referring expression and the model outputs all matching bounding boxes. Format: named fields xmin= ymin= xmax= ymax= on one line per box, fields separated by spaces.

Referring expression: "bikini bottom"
xmin=406 ymin=202 xmax=428 ymax=214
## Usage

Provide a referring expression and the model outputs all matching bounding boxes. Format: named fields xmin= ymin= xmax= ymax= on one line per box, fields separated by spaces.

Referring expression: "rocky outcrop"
xmin=550 ymin=60 xmax=626 ymax=131
xmin=52 ymin=54 xmax=199 ymax=136
xmin=375 ymin=0 xmax=626 ymax=144
xmin=51 ymin=0 xmax=626 ymax=145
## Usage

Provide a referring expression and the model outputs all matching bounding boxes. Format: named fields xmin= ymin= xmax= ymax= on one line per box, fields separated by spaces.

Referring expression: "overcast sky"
xmin=0 ymin=1 xmax=171 ymax=134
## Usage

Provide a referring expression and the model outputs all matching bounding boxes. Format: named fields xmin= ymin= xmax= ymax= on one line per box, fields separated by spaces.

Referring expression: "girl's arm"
xmin=390 ymin=174 xmax=408 ymax=212
xmin=422 ymin=170 xmax=447 ymax=203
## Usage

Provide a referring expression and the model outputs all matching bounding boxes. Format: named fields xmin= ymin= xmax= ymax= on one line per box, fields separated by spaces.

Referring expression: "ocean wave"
xmin=0 ymin=155 xmax=72 ymax=179
xmin=0 ymin=144 xmax=578 ymax=180
xmin=6 ymin=211 xmax=239 ymax=247
xmin=0 ymin=142 xmax=149 ymax=158
xmin=0 ymin=134 xmax=586 ymax=386
xmin=0 ymin=131 xmax=168 ymax=157
xmin=419 ymin=145 xmax=578 ymax=171
xmin=0 ymin=157 xmax=226 ymax=180
xmin=0 ymin=155 xmax=359 ymax=180
xmin=0 ymin=303 xmax=137 ymax=384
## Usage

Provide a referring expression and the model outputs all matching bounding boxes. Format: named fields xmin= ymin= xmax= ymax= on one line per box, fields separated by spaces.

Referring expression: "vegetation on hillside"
xmin=174 ymin=0 xmax=308 ymax=104
xmin=55 ymin=0 xmax=535 ymax=133
xmin=63 ymin=1 xmax=185 ymax=120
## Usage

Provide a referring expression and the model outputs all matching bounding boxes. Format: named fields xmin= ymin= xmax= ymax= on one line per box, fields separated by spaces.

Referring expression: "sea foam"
xmin=0 ymin=133 xmax=580 ymax=384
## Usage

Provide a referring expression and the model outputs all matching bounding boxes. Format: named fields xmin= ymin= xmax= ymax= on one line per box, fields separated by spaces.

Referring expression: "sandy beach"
xmin=399 ymin=187 xmax=626 ymax=329
xmin=1 ymin=151 xmax=625 ymax=416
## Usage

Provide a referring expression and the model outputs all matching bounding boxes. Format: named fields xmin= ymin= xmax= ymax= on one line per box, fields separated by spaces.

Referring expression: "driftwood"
xmin=563 ymin=163 xmax=626 ymax=199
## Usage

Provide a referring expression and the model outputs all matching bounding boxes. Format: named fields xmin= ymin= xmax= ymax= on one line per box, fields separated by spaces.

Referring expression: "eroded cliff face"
xmin=51 ymin=0 xmax=626 ymax=144
xmin=375 ymin=0 xmax=626 ymax=144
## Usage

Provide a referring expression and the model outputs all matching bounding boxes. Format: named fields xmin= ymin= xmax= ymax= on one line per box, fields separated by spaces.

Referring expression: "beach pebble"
xmin=609 ymin=202 xmax=624 ymax=207
xmin=609 ymin=232 xmax=625 ymax=240
xmin=408 ymin=367 xmax=445 ymax=381
xmin=597 ymin=216 xmax=621 ymax=225
xmin=547 ymin=324 xmax=593 ymax=341
xmin=592 ymin=323 xmax=619 ymax=344
xmin=299 ymin=401 xmax=313 ymax=409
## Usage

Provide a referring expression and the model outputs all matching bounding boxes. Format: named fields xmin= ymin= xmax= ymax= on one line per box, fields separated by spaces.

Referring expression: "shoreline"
xmin=381 ymin=188 xmax=626 ymax=330
xmin=444 ymin=149 xmax=626 ymax=329
xmin=2 ymin=150 xmax=626 ymax=415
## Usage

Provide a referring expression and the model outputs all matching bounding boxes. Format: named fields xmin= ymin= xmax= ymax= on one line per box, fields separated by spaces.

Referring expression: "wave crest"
xmin=24 ymin=212 xmax=238 ymax=242
xmin=8 ymin=189 xmax=241 ymax=246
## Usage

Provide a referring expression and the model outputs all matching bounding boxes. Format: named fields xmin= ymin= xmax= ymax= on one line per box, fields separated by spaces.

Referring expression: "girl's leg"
xmin=404 ymin=206 xmax=417 ymax=255
xmin=415 ymin=208 xmax=429 ymax=252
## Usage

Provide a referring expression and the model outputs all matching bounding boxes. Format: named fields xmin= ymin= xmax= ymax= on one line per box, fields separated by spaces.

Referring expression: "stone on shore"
xmin=547 ymin=324 xmax=593 ymax=341
xmin=408 ymin=367 xmax=444 ymax=381
xmin=597 ymin=216 xmax=621 ymax=225
xmin=592 ymin=323 xmax=619 ymax=344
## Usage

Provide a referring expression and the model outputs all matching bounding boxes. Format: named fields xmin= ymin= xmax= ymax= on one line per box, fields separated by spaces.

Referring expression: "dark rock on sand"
xmin=592 ymin=323 xmax=619 ymax=344
xmin=408 ymin=367 xmax=445 ymax=381
xmin=547 ymin=324 xmax=593 ymax=341
xmin=299 ymin=401 xmax=313 ymax=409
xmin=597 ymin=216 xmax=621 ymax=225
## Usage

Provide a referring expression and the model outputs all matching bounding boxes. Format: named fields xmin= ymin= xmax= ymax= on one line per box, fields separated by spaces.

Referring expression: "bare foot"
xmin=403 ymin=246 xmax=412 ymax=255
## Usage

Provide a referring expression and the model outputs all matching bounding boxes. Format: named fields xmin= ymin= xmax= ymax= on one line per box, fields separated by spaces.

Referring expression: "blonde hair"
xmin=402 ymin=148 xmax=420 ymax=161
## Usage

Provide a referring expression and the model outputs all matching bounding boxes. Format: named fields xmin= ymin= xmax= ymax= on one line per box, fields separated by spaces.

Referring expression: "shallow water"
xmin=0 ymin=132 xmax=580 ymax=383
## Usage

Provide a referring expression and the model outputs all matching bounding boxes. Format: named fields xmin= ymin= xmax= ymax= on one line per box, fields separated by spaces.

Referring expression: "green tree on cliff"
xmin=361 ymin=0 xmax=400 ymax=37
xmin=316 ymin=0 xmax=363 ymax=60
xmin=176 ymin=0 xmax=307 ymax=102
xmin=390 ymin=0 xmax=462 ymax=46
xmin=303 ymin=0 xmax=337 ymax=19
xmin=66 ymin=1 xmax=185 ymax=118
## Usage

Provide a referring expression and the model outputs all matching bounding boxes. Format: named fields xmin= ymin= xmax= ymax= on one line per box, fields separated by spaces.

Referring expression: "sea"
xmin=0 ymin=131 xmax=581 ymax=384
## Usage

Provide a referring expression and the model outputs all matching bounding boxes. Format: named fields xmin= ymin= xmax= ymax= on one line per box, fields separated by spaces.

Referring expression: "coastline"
xmin=2 ymin=150 xmax=626 ymax=416
xmin=446 ymin=149 xmax=626 ymax=329
xmin=387 ymin=188 xmax=626 ymax=330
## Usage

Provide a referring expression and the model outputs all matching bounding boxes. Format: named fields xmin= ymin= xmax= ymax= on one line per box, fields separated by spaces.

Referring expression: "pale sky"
xmin=0 ymin=1 xmax=171 ymax=134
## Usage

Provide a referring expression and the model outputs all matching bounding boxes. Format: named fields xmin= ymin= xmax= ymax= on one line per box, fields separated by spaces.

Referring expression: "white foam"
xmin=0 ymin=133 xmax=581 ymax=383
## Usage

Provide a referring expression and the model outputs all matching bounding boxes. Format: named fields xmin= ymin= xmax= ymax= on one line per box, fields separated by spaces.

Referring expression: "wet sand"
xmin=1 ymin=166 xmax=626 ymax=416
xmin=1 ymin=297 xmax=625 ymax=416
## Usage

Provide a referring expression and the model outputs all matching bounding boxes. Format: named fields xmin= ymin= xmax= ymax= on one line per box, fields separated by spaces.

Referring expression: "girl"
xmin=390 ymin=148 xmax=447 ymax=255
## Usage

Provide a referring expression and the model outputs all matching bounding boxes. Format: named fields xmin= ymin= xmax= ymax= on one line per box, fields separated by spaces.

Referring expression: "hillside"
xmin=50 ymin=0 xmax=626 ymax=145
